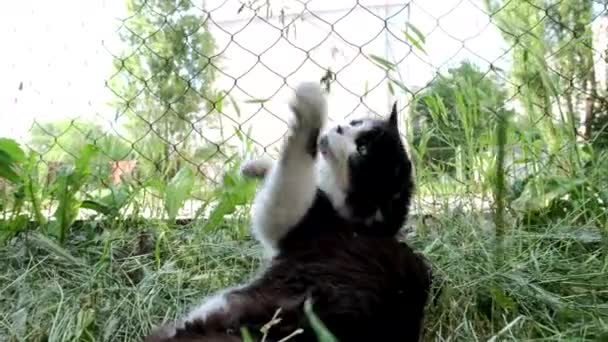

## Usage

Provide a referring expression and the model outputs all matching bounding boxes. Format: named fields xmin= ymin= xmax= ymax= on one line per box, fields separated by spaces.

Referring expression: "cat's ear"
xmin=388 ymin=101 xmax=399 ymax=129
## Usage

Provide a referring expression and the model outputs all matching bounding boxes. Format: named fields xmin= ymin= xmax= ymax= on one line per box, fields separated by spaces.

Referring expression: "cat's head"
xmin=317 ymin=103 xmax=414 ymax=235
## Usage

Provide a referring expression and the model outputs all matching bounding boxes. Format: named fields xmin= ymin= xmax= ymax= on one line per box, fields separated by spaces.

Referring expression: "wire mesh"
xmin=3 ymin=0 xmax=608 ymax=220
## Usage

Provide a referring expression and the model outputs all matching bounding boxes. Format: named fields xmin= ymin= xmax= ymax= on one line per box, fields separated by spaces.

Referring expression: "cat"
xmin=145 ymin=82 xmax=432 ymax=342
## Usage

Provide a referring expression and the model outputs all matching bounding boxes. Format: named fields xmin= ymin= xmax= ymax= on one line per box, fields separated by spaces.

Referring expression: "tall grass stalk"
xmin=493 ymin=109 xmax=508 ymax=266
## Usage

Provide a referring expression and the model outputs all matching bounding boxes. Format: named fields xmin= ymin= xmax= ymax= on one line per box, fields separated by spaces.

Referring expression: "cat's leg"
xmin=145 ymin=287 xmax=238 ymax=341
xmin=147 ymin=285 xmax=269 ymax=341
xmin=251 ymin=82 xmax=327 ymax=257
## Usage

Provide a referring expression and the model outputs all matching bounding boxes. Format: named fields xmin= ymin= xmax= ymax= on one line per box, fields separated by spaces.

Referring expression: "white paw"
xmin=186 ymin=292 xmax=229 ymax=323
xmin=241 ymin=157 xmax=273 ymax=179
xmin=289 ymin=82 xmax=327 ymax=132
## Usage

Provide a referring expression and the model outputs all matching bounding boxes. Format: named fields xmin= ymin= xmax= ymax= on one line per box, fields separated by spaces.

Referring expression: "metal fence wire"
xmin=8 ymin=0 xmax=608 ymax=219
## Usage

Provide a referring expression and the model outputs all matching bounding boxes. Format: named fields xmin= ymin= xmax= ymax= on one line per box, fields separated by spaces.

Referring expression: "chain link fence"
xmin=2 ymin=0 xmax=608 ymax=221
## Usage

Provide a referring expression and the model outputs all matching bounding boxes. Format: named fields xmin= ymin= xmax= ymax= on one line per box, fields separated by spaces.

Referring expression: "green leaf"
xmin=229 ymin=93 xmax=242 ymax=117
xmin=155 ymin=230 xmax=165 ymax=268
xmin=389 ymin=78 xmax=410 ymax=93
xmin=50 ymin=144 xmax=99 ymax=243
xmin=74 ymin=308 xmax=96 ymax=340
xmin=0 ymin=138 xmax=26 ymax=162
xmin=404 ymin=30 xmax=427 ymax=54
xmin=240 ymin=327 xmax=254 ymax=342
xmin=369 ymin=54 xmax=396 ymax=71
xmin=82 ymin=185 xmax=132 ymax=217
xmin=50 ymin=170 xmax=81 ymax=243
xmin=388 ymin=80 xmax=395 ymax=96
xmin=0 ymin=138 xmax=26 ymax=184
xmin=204 ymin=163 xmax=257 ymax=231
xmin=74 ymin=144 xmax=99 ymax=176
xmin=0 ymin=215 xmax=30 ymax=242
xmin=490 ymin=286 xmax=516 ymax=311
xmin=245 ymin=98 xmax=270 ymax=104
xmin=0 ymin=151 xmax=21 ymax=184
xmin=30 ymin=232 xmax=85 ymax=265
xmin=164 ymin=166 xmax=196 ymax=221
xmin=512 ymin=175 xmax=585 ymax=213
xmin=214 ymin=90 xmax=225 ymax=113
xmin=81 ymin=200 xmax=113 ymax=216
xmin=304 ymin=298 xmax=338 ymax=342
xmin=24 ymin=153 xmax=46 ymax=225
xmin=406 ymin=23 xmax=426 ymax=43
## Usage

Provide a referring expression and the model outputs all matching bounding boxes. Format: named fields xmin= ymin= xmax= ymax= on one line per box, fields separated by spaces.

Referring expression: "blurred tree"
xmin=28 ymin=119 xmax=105 ymax=161
xmin=485 ymin=0 xmax=598 ymax=147
xmin=410 ymin=61 xmax=512 ymax=174
xmin=26 ymin=118 xmax=134 ymax=193
xmin=484 ymin=0 xmax=560 ymax=147
xmin=590 ymin=104 xmax=608 ymax=149
xmin=28 ymin=119 xmax=132 ymax=162
xmin=546 ymin=0 xmax=596 ymax=140
xmin=27 ymin=118 xmax=133 ymax=181
xmin=107 ymin=0 xmax=219 ymax=180
xmin=485 ymin=0 xmax=608 ymax=226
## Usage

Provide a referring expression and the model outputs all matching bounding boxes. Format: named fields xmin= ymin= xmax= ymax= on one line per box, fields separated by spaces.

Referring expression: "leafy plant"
xmin=48 ymin=144 xmax=99 ymax=243
xmin=202 ymin=127 xmax=259 ymax=233
xmin=23 ymin=153 xmax=46 ymax=226
xmin=81 ymin=183 xmax=135 ymax=218
xmin=203 ymin=160 xmax=258 ymax=233
xmin=410 ymin=61 xmax=513 ymax=176
xmin=164 ymin=165 xmax=197 ymax=221
xmin=0 ymin=138 xmax=48 ymax=240
xmin=0 ymin=138 xmax=26 ymax=183
xmin=27 ymin=119 xmax=109 ymax=162
xmin=0 ymin=138 xmax=29 ymax=238
xmin=508 ymin=145 xmax=608 ymax=227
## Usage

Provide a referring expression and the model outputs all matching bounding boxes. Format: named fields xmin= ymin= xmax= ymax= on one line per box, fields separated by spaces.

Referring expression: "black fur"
xmin=146 ymin=219 xmax=431 ymax=342
xmin=145 ymin=104 xmax=431 ymax=342
xmin=344 ymin=103 xmax=414 ymax=236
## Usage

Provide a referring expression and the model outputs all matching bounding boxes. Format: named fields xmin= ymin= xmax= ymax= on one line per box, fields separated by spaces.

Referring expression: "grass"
xmin=1 ymin=210 xmax=606 ymax=341
xmin=421 ymin=212 xmax=607 ymax=341
xmin=0 ymin=221 xmax=262 ymax=341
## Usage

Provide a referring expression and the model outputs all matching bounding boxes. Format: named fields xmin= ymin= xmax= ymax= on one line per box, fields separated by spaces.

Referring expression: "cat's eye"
xmin=350 ymin=120 xmax=363 ymax=126
xmin=357 ymin=144 xmax=368 ymax=155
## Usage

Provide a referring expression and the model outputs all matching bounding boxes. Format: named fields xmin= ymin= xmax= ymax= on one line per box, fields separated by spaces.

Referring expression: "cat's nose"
xmin=335 ymin=125 xmax=344 ymax=134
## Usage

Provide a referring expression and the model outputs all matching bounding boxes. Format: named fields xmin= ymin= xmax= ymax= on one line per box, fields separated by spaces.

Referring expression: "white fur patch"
xmin=250 ymin=82 xmax=327 ymax=257
xmin=186 ymin=291 xmax=230 ymax=322
xmin=251 ymin=159 xmax=318 ymax=258
xmin=289 ymin=82 xmax=327 ymax=129
xmin=316 ymin=118 xmax=377 ymax=219
xmin=241 ymin=156 xmax=273 ymax=179
xmin=316 ymin=156 xmax=348 ymax=217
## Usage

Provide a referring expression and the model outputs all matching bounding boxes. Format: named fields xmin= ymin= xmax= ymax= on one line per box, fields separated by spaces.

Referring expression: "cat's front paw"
xmin=241 ymin=157 xmax=273 ymax=179
xmin=289 ymin=82 xmax=327 ymax=133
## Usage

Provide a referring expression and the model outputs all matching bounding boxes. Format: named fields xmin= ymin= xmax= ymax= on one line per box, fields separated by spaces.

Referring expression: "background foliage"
xmin=1 ymin=0 xmax=608 ymax=341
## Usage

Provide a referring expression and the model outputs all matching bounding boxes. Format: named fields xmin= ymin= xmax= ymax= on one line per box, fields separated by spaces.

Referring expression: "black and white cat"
xmin=145 ymin=82 xmax=432 ymax=342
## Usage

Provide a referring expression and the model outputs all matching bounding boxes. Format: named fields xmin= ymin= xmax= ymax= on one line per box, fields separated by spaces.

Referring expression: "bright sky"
xmin=0 ymin=0 xmax=126 ymax=140
xmin=0 ymin=0 xmax=508 ymax=142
